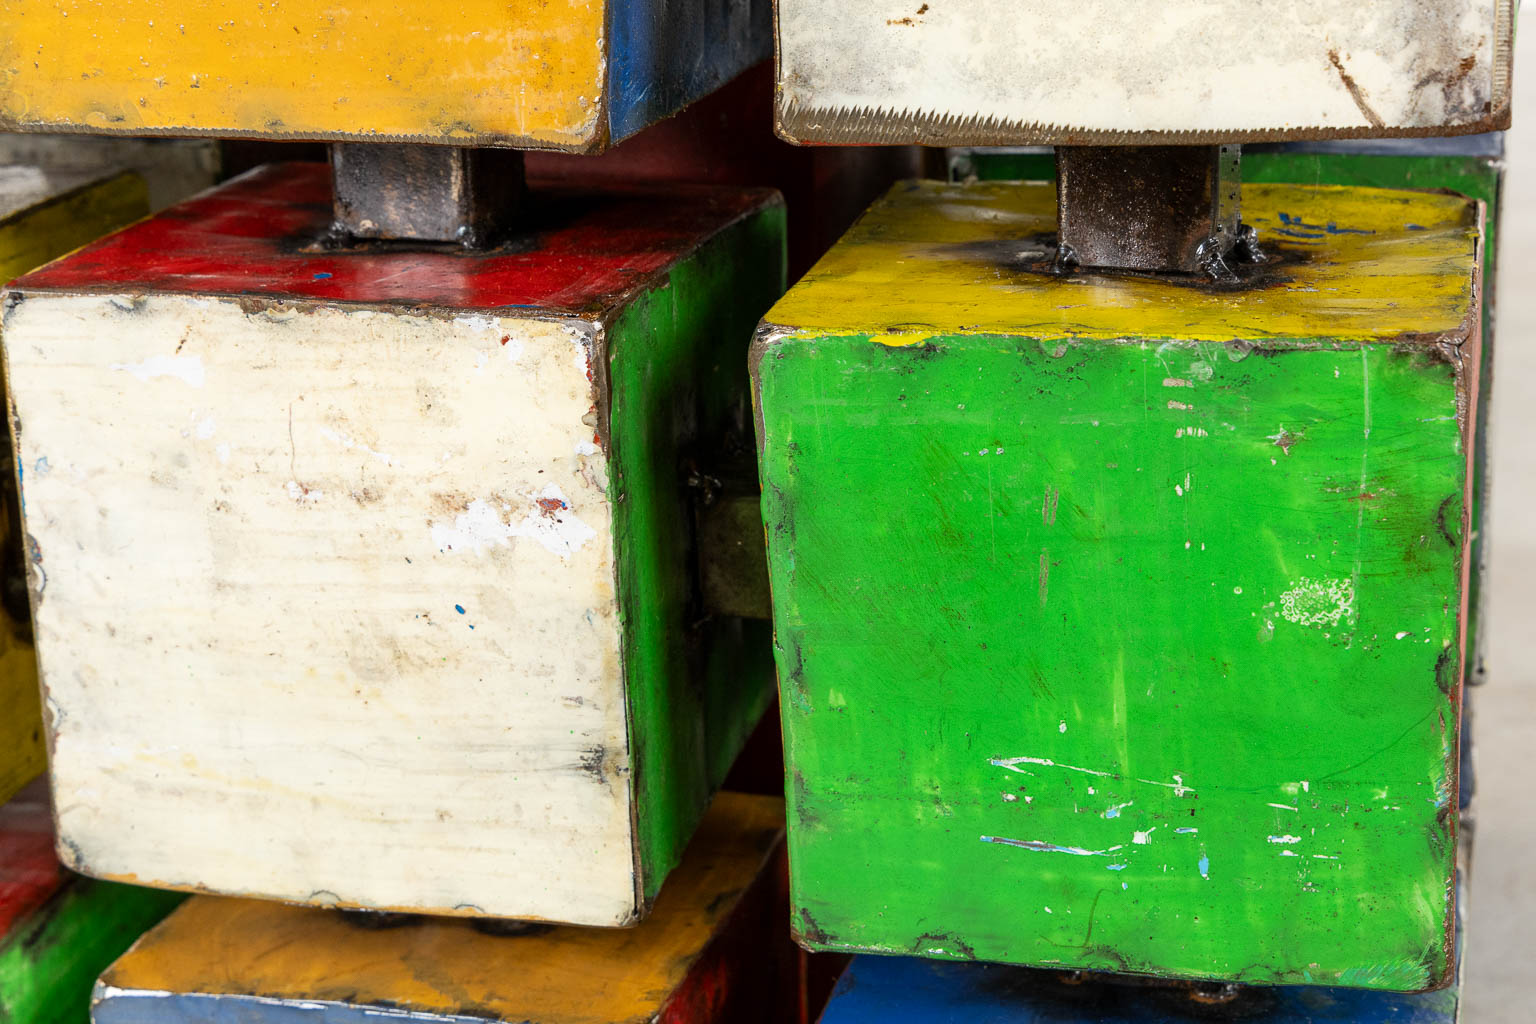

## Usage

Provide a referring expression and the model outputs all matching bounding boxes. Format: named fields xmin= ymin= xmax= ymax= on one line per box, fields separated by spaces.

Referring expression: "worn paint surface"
xmin=0 ymin=779 xmax=184 ymax=1024
xmin=776 ymin=0 xmax=1513 ymax=145
xmin=952 ymin=145 xmax=1505 ymax=693
xmin=14 ymin=164 xmax=771 ymax=312
xmin=815 ymin=954 xmax=1459 ymax=1024
xmin=2 ymin=165 xmax=785 ymax=923
xmin=754 ymin=181 xmax=1478 ymax=989
xmin=91 ymin=793 xmax=788 ymax=1024
xmin=0 ymin=167 xmax=149 ymax=810
xmin=0 ymin=0 xmax=767 ymax=151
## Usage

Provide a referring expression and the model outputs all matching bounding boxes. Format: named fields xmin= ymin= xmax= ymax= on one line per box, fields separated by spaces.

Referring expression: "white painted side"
xmin=4 ymin=294 xmax=639 ymax=925
xmin=777 ymin=0 xmax=1510 ymax=140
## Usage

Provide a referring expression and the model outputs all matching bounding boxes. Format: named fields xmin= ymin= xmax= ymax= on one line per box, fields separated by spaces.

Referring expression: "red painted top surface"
xmin=0 ymin=777 xmax=65 ymax=938
xmin=10 ymin=164 xmax=776 ymax=316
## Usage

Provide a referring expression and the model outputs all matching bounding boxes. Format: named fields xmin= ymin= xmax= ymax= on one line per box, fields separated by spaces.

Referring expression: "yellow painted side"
xmin=0 ymin=1 xmax=607 ymax=149
xmin=0 ymin=172 xmax=149 ymax=285
xmin=0 ymin=169 xmax=147 ymax=806
xmin=99 ymin=793 xmax=785 ymax=1022
xmin=765 ymin=181 xmax=1479 ymax=343
xmin=0 ymin=632 xmax=42 ymax=808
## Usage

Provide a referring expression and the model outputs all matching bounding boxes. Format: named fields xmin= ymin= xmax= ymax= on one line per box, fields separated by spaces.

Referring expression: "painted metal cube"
xmin=752 ymin=180 xmax=1480 ymax=989
xmin=948 ymin=135 xmax=1506 ymax=692
xmin=0 ymin=0 xmax=768 ymax=151
xmin=814 ymin=952 xmax=1463 ymax=1024
xmin=91 ymin=793 xmax=793 ymax=1024
xmin=0 ymin=164 xmax=149 ymax=808
xmin=774 ymin=1 xmax=1513 ymax=145
xmin=0 ymin=778 xmax=183 ymax=1024
xmin=2 ymin=163 xmax=785 ymax=925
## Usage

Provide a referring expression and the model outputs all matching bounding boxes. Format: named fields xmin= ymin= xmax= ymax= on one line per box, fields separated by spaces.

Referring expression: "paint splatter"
xmin=111 ymin=355 xmax=206 ymax=388
xmin=1198 ymin=854 xmax=1210 ymax=879
xmin=1278 ymin=577 xmax=1356 ymax=628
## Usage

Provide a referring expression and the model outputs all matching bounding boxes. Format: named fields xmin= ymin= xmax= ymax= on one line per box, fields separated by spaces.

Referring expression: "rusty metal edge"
xmin=773 ymin=98 xmax=1512 ymax=148
xmin=0 ymin=119 xmax=615 ymax=156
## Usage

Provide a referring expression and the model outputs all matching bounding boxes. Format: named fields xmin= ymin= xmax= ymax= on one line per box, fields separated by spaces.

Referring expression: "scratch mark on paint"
xmin=1102 ymin=801 xmax=1132 ymax=819
xmin=1198 ymin=853 xmax=1210 ymax=878
xmin=1041 ymin=485 xmax=1058 ymax=525
xmin=1353 ymin=346 xmax=1371 ymax=597
xmin=981 ymin=835 xmax=1125 ymax=857
xmin=1162 ymin=377 xmax=1193 ymax=388
xmin=1268 ymin=834 xmax=1303 ymax=844
xmin=111 ymin=354 xmax=205 ymax=388
xmin=1175 ymin=827 xmax=1198 ymax=834
xmin=1038 ymin=548 xmax=1049 ymax=605
xmin=1132 ymin=826 xmax=1157 ymax=845
xmin=990 ymin=756 xmax=1196 ymax=796
xmin=1328 ymin=48 xmax=1386 ymax=129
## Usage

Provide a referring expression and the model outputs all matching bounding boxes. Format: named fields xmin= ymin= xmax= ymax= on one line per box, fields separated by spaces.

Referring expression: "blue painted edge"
xmin=91 ymin=988 xmax=491 ymax=1024
xmin=606 ymin=0 xmax=772 ymax=146
xmin=816 ymin=955 xmax=1460 ymax=1024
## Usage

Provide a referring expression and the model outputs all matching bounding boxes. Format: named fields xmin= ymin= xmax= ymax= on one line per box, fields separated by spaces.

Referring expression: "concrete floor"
xmin=1461 ymin=24 xmax=1536 ymax=1024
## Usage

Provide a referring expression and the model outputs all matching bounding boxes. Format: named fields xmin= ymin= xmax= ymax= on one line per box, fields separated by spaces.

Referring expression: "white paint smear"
xmin=111 ymin=355 xmax=205 ymax=388
xmin=431 ymin=485 xmax=597 ymax=559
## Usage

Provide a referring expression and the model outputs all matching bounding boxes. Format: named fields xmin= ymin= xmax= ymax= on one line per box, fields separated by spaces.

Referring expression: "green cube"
xmin=752 ymin=180 xmax=1480 ymax=990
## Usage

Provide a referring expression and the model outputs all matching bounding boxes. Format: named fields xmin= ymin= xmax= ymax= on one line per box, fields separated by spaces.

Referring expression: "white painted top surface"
xmin=5 ymin=294 xmax=639 ymax=924
xmin=0 ymin=165 xmax=106 ymax=221
xmin=0 ymin=136 xmax=221 ymax=212
xmin=776 ymin=0 xmax=1514 ymax=144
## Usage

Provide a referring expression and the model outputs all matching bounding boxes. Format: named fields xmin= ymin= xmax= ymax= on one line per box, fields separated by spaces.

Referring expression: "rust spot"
xmin=1269 ymin=429 xmax=1300 ymax=456
xmin=499 ymin=334 xmax=509 ymax=346
xmin=536 ymin=495 xmax=568 ymax=516
xmin=1328 ymin=49 xmax=1385 ymax=129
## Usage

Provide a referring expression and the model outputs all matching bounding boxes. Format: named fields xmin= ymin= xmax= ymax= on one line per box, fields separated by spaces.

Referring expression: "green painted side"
xmin=608 ymin=199 xmax=787 ymax=909
xmin=1242 ymin=154 xmax=1500 ymax=691
xmin=0 ymin=879 xmax=183 ymax=1024
xmin=957 ymin=148 xmax=1502 ymax=687
xmin=756 ymin=335 xmax=1465 ymax=990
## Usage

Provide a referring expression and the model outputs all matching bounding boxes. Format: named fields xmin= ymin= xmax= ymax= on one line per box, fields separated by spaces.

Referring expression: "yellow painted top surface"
xmin=99 ymin=792 xmax=785 ymax=1024
xmin=0 ymin=1 xmax=606 ymax=148
xmin=764 ymin=181 xmax=1480 ymax=344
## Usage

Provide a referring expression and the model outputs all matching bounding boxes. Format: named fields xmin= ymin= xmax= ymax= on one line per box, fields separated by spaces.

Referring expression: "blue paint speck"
xmin=1198 ymin=854 xmax=1210 ymax=879
xmin=33 ymin=457 xmax=49 ymax=476
xmin=1106 ymin=863 xmax=1127 ymax=871
xmin=1105 ymin=807 xmax=1120 ymax=819
xmin=313 ymin=272 xmax=333 ymax=280
xmin=455 ymin=604 xmax=466 ymax=614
